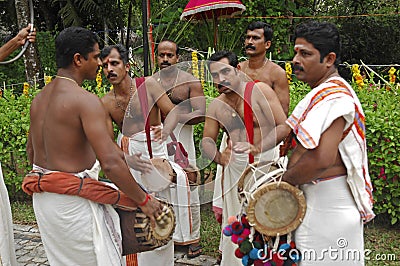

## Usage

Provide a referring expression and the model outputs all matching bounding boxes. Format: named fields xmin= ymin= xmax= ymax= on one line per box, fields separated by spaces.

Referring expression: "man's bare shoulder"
xmin=267 ymin=61 xmax=286 ymax=76
xmin=253 ymin=81 xmax=276 ymax=98
xmin=180 ymin=70 xmax=200 ymax=81
xmin=100 ymin=90 xmax=114 ymax=105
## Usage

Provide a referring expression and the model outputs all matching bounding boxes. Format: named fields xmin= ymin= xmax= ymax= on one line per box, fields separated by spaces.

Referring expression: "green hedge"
xmin=1 ymin=80 xmax=399 ymax=224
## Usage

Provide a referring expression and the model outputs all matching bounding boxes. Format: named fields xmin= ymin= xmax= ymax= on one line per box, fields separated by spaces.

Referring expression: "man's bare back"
xmin=29 ymin=79 xmax=104 ymax=172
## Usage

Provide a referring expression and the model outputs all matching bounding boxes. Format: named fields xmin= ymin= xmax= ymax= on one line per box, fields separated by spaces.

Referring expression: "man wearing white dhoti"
xmin=155 ymin=39 xmax=206 ymax=257
xmin=25 ymin=27 xmax=163 ymax=266
xmin=101 ymin=44 xmax=183 ymax=266
xmin=282 ymin=21 xmax=375 ymax=265
xmin=202 ymin=51 xmax=289 ymax=265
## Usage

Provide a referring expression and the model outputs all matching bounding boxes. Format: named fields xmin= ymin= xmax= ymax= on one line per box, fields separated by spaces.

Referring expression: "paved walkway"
xmin=13 ymin=223 xmax=217 ymax=266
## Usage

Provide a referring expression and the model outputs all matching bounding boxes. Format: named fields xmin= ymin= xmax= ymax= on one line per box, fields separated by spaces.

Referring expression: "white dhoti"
xmin=219 ymin=147 xmax=279 ymax=266
xmin=121 ymin=127 xmax=196 ymax=266
xmin=296 ymin=176 xmax=364 ymax=265
xmin=287 ymin=77 xmax=375 ymax=266
xmin=167 ymin=124 xmax=201 ymax=245
xmin=32 ymin=161 xmax=124 ymax=266
xmin=0 ymin=162 xmax=17 ymax=266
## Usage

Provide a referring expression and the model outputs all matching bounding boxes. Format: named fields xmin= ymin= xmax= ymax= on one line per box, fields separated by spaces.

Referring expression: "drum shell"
xmin=117 ymin=204 xmax=175 ymax=255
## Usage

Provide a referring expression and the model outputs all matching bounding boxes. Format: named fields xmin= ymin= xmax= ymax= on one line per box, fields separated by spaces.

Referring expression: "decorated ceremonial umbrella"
xmin=180 ymin=0 xmax=246 ymax=48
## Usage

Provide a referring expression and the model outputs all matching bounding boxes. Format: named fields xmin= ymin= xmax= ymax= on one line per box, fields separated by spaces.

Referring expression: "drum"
xmin=141 ymin=158 xmax=201 ymax=191
xmin=141 ymin=158 xmax=176 ymax=192
xmin=117 ymin=203 xmax=175 ymax=255
xmin=238 ymin=161 xmax=306 ymax=236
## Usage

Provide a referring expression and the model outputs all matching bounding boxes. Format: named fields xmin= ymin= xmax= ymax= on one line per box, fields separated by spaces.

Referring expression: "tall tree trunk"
xmin=15 ymin=0 xmax=44 ymax=88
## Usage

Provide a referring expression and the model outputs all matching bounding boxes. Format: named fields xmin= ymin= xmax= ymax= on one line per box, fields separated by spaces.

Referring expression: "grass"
xmin=12 ymin=201 xmax=400 ymax=265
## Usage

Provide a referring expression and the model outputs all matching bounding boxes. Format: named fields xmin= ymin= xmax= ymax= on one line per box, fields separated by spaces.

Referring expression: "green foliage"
xmin=0 ymin=87 xmax=37 ymax=200
xmin=355 ymin=85 xmax=400 ymax=225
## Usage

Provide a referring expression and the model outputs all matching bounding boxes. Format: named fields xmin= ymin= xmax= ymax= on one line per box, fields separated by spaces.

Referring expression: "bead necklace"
xmin=244 ymin=58 xmax=268 ymax=74
xmin=114 ymin=78 xmax=133 ymax=115
xmin=55 ymin=75 xmax=79 ymax=86
xmin=157 ymin=69 xmax=180 ymax=99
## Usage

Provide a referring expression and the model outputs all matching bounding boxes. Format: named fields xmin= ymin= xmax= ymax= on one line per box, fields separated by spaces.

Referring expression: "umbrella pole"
xmin=213 ymin=13 xmax=218 ymax=49
xmin=142 ymin=0 xmax=150 ymax=76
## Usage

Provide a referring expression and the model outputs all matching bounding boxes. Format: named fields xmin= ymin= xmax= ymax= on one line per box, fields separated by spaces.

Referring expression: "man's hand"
xmin=219 ymin=140 xmax=233 ymax=166
xmin=233 ymin=142 xmax=260 ymax=155
xmin=125 ymin=152 xmax=152 ymax=174
xmin=17 ymin=24 xmax=36 ymax=45
xmin=139 ymin=195 xmax=164 ymax=228
xmin=151 ymin=126 xmax=169 ymax=143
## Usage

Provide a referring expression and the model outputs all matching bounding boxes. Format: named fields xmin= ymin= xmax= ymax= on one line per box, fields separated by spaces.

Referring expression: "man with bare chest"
xmin=154 ymin=39 xmax=206 ymax=258
xmin=238 ymin=21 xmax=289 ymax=115
xmin=25 ymin=27 xmax=162 ymax=265
xmin=202 ymin=51 xmax=289 ymax=266
xmin=154 ymin=40 xmax=205 ymax=164
xmin=100 ymin=44 xmax=178 ymax=172
xmin=100 ymin=44 xmax=179 ymax=265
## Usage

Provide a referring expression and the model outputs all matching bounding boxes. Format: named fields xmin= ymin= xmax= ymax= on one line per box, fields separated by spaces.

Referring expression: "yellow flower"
xmin=44 ymin=75 xmax=52 ymax=85
xmin=96 ymin=66 xmax=103 ymax=89
xmin=285 ymin=62 xmax=292 ymax=84
xmin=23 ymin=82 xmax=29 ymax=96
xmin=351 ymin=64 xmax=365 ymax=88
xmin=200 ymin=60 xmax=205 ymax=89
xmin=388 ymin=67 xmax=396 ymax=84
xmin=351 ymin=64 xmax=361 ymax=75
xmin=192 ymin=51 xmax=199 ymax=79
xmin=110 ymin=85 xmax=113 ymax=91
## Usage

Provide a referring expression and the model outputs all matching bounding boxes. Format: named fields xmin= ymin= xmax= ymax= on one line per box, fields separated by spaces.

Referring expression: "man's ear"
xmin=176 ymin=54 xmax=180 ymax=63
xmin=324 ymin=52 xmax=336 ymax=67
xmin=265 ymin=40 xmax=272 ymax=50
xmin=125 ymin=63 xmax=130 ymax=72
xmin=73 ymin=53 xmax=82 ymax=66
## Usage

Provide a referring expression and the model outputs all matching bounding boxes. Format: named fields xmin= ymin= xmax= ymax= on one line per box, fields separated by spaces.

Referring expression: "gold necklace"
xmin=244 ymin=58 xmax=268 ymax=74
xmin=114 ymin=78 xmax=133 ymax=114
xmin=55 ymin=75 xmax=79 ymax=86
xmin=158 ymin=69 xmax=179 ymax=98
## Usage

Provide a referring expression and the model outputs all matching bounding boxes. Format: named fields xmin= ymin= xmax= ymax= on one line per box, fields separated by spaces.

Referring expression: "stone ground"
xmin=13 ymin=223 xmax=217 ymax=266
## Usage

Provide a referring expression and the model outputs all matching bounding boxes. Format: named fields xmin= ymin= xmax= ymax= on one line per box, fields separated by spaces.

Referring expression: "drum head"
xmin=237 ymin=161 xmax=279 ymax=201
xmin=247 ymin=181 xmax=306 ymax=236
xmin=141 ymin=158 xmax=175 ymax=192
xmin=153 ymin=205 xmax=176 ymax=240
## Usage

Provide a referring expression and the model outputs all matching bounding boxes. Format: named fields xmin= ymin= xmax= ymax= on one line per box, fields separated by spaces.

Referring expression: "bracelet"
xmin=138 ymin=193 xmax=151 ymax=207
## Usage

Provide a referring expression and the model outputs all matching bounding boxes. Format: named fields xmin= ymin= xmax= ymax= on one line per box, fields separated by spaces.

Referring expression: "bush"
xmin=0 ymin=86 xmax=36 ymax=200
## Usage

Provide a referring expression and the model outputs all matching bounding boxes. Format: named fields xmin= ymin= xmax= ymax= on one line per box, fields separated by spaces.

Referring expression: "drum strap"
xmin=244 ymin=81 xmax=258 ymax=163
xmin=136 ymin=77 xmax=153 ymax=158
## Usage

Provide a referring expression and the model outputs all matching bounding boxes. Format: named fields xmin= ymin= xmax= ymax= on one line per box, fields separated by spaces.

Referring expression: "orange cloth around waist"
xmin=22 ymin=171 xmax=138 ymax=209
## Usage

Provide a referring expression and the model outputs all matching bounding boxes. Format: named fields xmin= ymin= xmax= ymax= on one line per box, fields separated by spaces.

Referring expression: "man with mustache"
xmin=202 ymin=50 xmax=289 ymax=265
xmin=282 ymin=21 xmax=375 ymax=265
xmin=155 ymin=39 xmax=206 ymax=258
xmin=100 ymin=44 xmax=179 ymax=266
xmin=238 ymin=21 xmax=289 ymax=115
xmin=25 ymin=27 xmax=163 ymax=265
xmin=212 ymin=22 xmax=290 ymax=252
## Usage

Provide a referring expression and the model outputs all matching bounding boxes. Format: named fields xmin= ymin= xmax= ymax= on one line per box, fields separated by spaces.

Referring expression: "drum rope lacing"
xmin=242 ymin=159 xmax=287 ymax=202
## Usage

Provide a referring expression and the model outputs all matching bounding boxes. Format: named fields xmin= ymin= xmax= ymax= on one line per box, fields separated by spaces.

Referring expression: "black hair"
xmin=100 ymin=44 xmax=129 ymax=64
xmin=246 ymin=21 xmax=273 ymax=42
xmin=157 ymin=39 xmax=180 ymax=55
xmin=208 ymin=50 xmax=239 ymax=68
xmin=294 ymin=21 xmax=341 ymax=67
xmin=55 ymin=27 xmax=99 ymax=69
